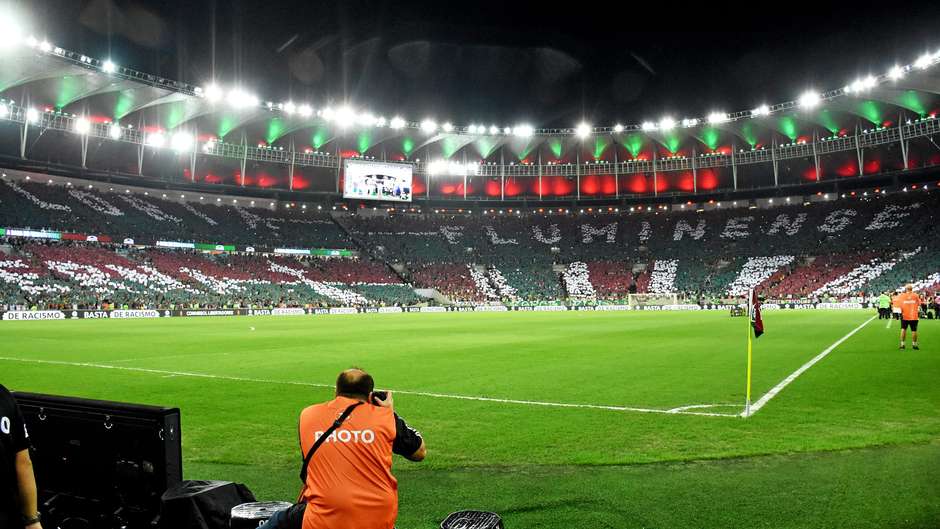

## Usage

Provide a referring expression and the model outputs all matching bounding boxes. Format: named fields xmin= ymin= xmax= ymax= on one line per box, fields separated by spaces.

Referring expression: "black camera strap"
xmin=299 ymin=402 xmax=364 ymax=484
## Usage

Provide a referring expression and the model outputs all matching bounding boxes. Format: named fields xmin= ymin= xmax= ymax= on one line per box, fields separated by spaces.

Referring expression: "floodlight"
xmin=227 ymin=89 xmax=258 ymax=109
xmin=575 ymin=122 xmax=591 ymax=138
xmin=297 ymin=104 xmax=313 ymax=117
xmin=146 ymin=132 xmax=166 ymax=148
xmin=798 ymin=91 xmax=821 ymax=108
xmin=108 ymin=124 xmax=122 ymax=139
xmin=0 ymin=104 xmax=8 ymax=118
xmin=282 ymin=101 xmax=296 ymax=115
xmin=752 ymin=105 xmax=770 ymax=117
xmin=658 ymin=117 xmax=676 ymax=130
xmin=25 ymin=107 xmax=39 ymax=123
xmin=334 ymin=106 xmax=356 ymax=128
xmin=170 ymin=131 xmax=193 ymax=151
xmin=102 ymin=60 xmax=117 ymax=73
xmin=358 ymin=112 xmax=377 ymax=127
xmin=707 ymin=112 xmax=728 ymax=124
xmin=204 ymin=83 xmax=224 ymax=103
xmin=375 ymin=116 xmax=387 ymax=127
xmin=488 ymin=125 xmax=499 ymax=135
xmin=74 ymin=117 xmax=90 ymax=134
xmin=847 ymin=75 xmax=877 ymax=93
xmin=390 ymin=116 xmax=406 ymax=129
xmin=613 ymin=124 xmax=624 ymax=133
xmin=915 ymin=53 xmax=933 ymax=70
xmin=513 ymin=124 xmax=534 ymax=137
xmin=887 ymin=65 xmax=905 ymax=80
xmin=503 ymin=126 xmax=512 ymax=135
xmin=641 ymin=121 xmax=657 ymax=131
xmin=0 ymin=11 xmax=24 ymax=49
xmin=442 ymin=122 xmax=454 ymax=132
xmin=420 ymin=119 xmax=437 ymax=133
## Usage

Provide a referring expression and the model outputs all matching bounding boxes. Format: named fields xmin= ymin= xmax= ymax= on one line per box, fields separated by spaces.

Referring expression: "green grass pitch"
xmin=2 ymin=310 xmax=939 ymax=528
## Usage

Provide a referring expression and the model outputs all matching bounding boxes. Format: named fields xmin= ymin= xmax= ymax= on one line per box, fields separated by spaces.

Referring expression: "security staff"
xmin=261 ymin=368 xmax=425 ymax=529
xmin=0 ymin=384 xmax=42 ymax=529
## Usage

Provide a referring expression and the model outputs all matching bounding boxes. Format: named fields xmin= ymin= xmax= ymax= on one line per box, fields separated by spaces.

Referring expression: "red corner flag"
xmin=750 ymin=289 xmax=764 ymax=338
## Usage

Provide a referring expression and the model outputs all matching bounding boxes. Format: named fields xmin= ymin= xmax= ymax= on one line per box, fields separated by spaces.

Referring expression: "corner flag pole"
xmin=744 ymin=289 xmax=754 ymax=417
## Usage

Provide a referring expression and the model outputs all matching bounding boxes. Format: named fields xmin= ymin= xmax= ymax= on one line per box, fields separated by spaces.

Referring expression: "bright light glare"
xmin=613 ymin=124 xmax=624 ymax=133
xmin=420 ymin=119 xmax=437 ymax=133
xmin=170 ymin=132 xmax=193 ymax=151
xmin=0 ymin=12 xmax=24 ymax=49
xmin=390 ymin=116 xmax=406 ymax=129
xmin=102 ymin=60 xmax=117 ymax=73
xmin=204 ymin=84 xmax=224 ymax=103
xmin=575 ymin=122 xmax=591 ymax=138
xmin=108 ymin=124 xmax=121 ymax=139
xmin=798 ymin=91 xmax=821 ymax=108
xmin=227 ymin=89 xmax=258 ymax=109
xmin=915 ymin=53 xmax=933 ymax=70
xmin=25 ymin=108 xmax=39 ymax=123
xmin=707 ymin=112 xmax=728 ymax=124
xmin=513 ymin=124 xmax=534 ymax=138
xmin=74 ymin=117 xmax=90 ymax=134
xmin=658 ymin=117 xmax=676 ymax=130
xmin=752 ymin=105 xmax=771 ymax=117
xmin=146 ymin=132 xmax=166 ymax=148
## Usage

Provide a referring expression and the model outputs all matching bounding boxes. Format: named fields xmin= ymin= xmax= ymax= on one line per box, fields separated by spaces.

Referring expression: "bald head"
xmin=336 ymin=368 xmax=374 ymax=399
xmin=906 ymin=284 xmax=914 ymax=292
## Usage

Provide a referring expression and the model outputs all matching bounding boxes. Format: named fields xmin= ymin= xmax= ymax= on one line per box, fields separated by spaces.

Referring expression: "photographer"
xmin=1 ymin=384 xmax=42 ymax=529
xmin=261 ymin=368 xmax=425 ymax=529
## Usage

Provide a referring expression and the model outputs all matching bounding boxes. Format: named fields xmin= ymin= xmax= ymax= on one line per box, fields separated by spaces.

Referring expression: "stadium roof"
xmin=3 ymin=38 xmax=940 ymax=152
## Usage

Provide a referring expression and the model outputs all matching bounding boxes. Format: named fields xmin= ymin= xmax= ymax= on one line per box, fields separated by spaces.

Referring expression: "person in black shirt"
xmin=0 ymin=384 xmax=42 ymax=529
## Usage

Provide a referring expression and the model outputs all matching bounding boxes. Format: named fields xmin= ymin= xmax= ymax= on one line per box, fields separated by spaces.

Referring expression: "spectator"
xmin=0 ymin=384 xmax=42 ymax=529
xmin=260 ymin=368 xmax=425 ymax=529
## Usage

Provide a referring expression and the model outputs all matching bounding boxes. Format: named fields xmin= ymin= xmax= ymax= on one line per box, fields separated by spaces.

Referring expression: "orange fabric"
xmin=895 ymin=292 xmax=922 ymax=321
xmin=298 ymin=397 xmax=398 ymax=529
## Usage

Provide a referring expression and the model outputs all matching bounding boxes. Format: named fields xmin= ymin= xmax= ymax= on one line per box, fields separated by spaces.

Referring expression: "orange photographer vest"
xmin=298 ymin=396 xmax=399 ymax=529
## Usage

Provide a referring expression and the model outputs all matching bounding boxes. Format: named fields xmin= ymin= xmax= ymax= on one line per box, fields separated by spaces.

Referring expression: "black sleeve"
xmin=392 ymin=413 xmax=423 ymax=457
xmin=2 ymin=386 xmax=29 ymax=453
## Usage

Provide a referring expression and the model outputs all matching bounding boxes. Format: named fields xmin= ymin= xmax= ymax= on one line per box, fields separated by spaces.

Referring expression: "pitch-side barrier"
xmin=0 ymin=302 xmax=870 ymax=320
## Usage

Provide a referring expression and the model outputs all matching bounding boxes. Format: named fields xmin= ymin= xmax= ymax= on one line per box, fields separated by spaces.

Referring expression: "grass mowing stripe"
xmin=0 ymin=355 xmax=741 ymax=417
xmin=745 ymin=315 xmax=876 ymax=417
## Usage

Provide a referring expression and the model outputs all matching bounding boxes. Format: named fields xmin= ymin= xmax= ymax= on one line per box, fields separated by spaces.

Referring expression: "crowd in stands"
xmin=2 ymin=170 xmax=939 ymax=306
xmin=0 ymin=239 xmax=416 ymax=310
xmin=0 ymin=176 xmax=350 ymax=248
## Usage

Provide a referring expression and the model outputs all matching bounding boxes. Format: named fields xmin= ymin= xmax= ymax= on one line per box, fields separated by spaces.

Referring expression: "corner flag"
xmin=744 ymin=289 xmax=763 ymax=417
xmin=750 ymin=289 xmax=764 ymax=338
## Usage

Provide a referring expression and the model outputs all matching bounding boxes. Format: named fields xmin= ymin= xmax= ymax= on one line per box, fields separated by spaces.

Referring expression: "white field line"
xmin=0 ymin=356 xmax=739 ymax=418
xmin=885 ymin=318 xmax=892 ymax=329
xmin=743 ymin=315 xmax=876 ymax=417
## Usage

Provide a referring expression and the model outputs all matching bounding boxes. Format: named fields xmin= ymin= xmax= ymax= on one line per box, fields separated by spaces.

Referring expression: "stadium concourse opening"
xmin=2 ymin=2 xmax=940 ymax=528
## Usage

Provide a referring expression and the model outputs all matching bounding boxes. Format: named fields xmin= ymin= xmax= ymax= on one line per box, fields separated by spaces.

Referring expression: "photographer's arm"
xmin=16 ymin=449 xmax=42 ymax=529
xmin=404 ymin=439 xmax=426 ymax=462
xmin=373 ymin=391 xmax=426 ymax=462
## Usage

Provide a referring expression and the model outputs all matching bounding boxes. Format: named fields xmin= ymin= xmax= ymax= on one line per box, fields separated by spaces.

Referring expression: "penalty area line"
xmin=0 ymin=356 xmax=739 ymax=418
xmin=743 ymin=315 xmax=876 ymax=417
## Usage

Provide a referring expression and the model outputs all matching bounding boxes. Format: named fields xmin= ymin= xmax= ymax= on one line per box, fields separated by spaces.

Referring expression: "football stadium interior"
xmin=1 ymin=2 xmax=939 ymax=529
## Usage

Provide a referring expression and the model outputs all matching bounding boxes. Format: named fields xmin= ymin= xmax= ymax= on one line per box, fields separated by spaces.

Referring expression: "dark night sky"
xmin=10 ymin=0 xmax=940 ymax=128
